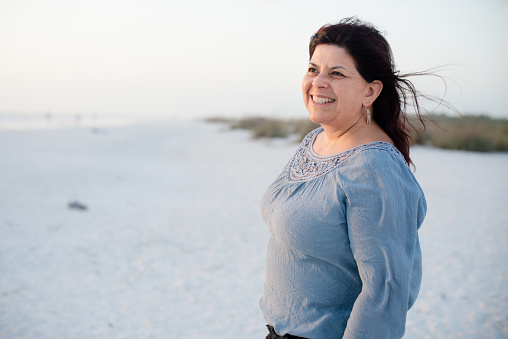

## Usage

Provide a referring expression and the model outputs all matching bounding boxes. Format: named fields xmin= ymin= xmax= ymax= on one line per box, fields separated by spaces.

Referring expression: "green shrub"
xmin=252 ymin=119 xmax=288 ymax=139
xmin=231 ymin=117 xmax=289 ymax=139
xmin=228 ymin=117 xmax=319 ymax=140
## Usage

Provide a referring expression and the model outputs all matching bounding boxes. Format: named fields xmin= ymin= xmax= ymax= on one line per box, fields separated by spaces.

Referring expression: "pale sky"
xmin=1 ymin=0 xmax=507 ymax=120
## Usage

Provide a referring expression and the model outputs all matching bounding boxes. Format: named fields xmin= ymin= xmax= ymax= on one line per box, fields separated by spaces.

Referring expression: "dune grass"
xmin=205 ymin=114 xmax=508 ymax=153
xmin=205 ymin=116 xmax=320 ymax=141
xmin=409 ymin=114 xmax=508 ymax=152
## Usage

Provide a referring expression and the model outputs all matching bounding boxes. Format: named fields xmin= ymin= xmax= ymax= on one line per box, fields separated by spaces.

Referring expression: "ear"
xmin=364 ymin=80 xmax=383 ymax=106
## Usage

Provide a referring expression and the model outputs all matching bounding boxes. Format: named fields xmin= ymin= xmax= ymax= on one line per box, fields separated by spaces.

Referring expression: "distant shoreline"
xmin=0 ymin=113 xmax=140 ymax=131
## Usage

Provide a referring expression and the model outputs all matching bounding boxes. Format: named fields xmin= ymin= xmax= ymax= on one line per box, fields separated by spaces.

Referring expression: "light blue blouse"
xmin=260 ymin=127 xmax=426 ymax=339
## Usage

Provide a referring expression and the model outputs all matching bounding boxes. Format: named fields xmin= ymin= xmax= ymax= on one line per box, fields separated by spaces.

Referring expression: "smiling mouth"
xmin=311 ymin=95 xmax=335 ymax=104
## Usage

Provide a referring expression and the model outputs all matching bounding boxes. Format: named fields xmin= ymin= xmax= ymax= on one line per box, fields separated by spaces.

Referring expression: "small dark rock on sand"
xmin=68 ymin=201 xmax=88 ymax=211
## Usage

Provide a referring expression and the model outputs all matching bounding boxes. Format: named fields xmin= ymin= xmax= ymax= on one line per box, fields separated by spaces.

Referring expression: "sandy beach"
xmin=0 ymin=120 xmax=507 ymax=338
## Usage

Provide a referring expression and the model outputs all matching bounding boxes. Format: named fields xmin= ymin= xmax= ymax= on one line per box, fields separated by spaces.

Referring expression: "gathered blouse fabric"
xmin=260 ymin=127 xmax=426 ymax=339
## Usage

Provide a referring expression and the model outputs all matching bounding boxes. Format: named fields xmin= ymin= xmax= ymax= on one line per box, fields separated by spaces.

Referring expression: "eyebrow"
xmin=309 ymin=62 xmax=348 ymax=71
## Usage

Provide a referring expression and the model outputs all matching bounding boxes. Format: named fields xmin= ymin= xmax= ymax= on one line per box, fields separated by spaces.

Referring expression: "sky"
xmin=1 ymin=0 xmax=507 ymax=120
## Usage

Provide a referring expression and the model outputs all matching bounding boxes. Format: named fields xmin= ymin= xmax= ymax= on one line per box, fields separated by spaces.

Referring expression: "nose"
xmin=312 ymin=72 xmax=329 ymax=88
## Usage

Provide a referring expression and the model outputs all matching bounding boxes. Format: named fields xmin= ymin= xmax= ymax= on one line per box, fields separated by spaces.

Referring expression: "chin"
xmin=307 ymin=111 xmax=328 ymax=126
xmin=308 ymin=116 xmax=322 ymax=125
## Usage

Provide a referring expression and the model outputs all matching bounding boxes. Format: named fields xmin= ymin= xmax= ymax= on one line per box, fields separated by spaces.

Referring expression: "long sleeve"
xmin=339 ymin=150 xmax=426 ymax=339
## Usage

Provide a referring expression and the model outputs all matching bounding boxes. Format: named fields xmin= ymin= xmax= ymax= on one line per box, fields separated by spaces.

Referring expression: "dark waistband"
xmin=266 ymin=325 xmax=308 ymax=339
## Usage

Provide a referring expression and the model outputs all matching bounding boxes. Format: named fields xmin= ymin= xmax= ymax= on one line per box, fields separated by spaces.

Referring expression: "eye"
xmin=307 ymin=67 xmax=318 ymax=73
xmin=331 ymin=71 xmax=344 ymax=77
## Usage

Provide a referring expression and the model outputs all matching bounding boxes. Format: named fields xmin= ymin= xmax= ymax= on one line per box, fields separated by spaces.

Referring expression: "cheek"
xmin=302 ymin=86 xmax=310 ymax=108
xmin=302 ymin=76 xmax=311 ymax=97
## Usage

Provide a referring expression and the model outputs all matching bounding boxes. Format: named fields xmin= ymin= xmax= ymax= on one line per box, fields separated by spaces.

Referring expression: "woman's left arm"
xmin=340 ymin=151 xmax=426 ymax=339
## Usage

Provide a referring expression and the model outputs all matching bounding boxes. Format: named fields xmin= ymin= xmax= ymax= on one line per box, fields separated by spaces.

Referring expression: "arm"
xmin=340 ymin=151 xmax=425 ymax=339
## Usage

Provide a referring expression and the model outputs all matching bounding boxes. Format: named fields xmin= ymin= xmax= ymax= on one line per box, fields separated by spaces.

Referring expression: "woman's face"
xmin=302 ymin=44 xmax=370 ymax=129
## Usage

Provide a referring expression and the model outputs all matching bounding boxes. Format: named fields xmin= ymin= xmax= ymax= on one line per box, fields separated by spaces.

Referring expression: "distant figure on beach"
xmin=260 ymin=17 xmax=427 ymax=339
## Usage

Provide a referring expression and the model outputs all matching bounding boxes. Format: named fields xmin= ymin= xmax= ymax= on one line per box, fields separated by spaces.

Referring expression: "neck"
xmin=321 ymin=116 xmax=364 ymax=144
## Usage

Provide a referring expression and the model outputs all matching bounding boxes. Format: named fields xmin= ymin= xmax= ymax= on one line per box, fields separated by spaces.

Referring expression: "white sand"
xmin=0 ymin=121 xmax=507 ymax=338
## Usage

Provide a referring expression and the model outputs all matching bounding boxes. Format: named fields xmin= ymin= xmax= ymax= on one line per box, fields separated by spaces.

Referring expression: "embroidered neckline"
xmin=287 ymin=127 xmax=404 ymax=183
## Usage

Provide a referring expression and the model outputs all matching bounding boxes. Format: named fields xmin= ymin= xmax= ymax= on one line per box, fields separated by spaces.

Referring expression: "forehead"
xmin=310 ymin=44 xmax=357 ymax=70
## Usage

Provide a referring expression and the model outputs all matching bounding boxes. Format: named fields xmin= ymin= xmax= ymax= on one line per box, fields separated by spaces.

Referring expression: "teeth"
xmin=312 ymin=96 xmax=335 ymax=104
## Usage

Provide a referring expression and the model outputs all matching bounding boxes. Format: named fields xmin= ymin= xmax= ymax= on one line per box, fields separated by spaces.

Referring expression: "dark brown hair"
xmin=309 ymin=17 xmax=426 ymax=165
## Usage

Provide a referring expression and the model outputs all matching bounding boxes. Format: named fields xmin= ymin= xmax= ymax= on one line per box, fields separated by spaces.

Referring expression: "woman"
xmin=260 ymin=18 xmax=427 ymax=339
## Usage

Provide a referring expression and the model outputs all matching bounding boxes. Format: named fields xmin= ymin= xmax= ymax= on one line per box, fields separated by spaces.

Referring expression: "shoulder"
xmin=342 ymin=142 xmax=407 ymax=174
xmin=338 ymin=142 xmax=423 ymax=198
